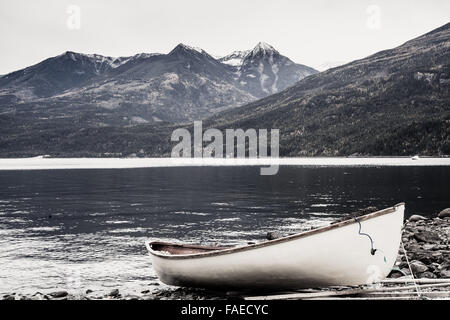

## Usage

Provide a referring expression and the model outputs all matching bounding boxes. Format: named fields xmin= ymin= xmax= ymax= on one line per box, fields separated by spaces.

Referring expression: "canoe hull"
xmin=147 ymin=204 xmax=404 ymax=290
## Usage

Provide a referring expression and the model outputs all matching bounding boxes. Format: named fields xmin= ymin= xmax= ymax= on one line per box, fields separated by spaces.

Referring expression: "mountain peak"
xmin=251 ymin=42 xmax=279 ymax=56
xmin=255 ymin=41 xmax=275 ymax=50
xmin=170 ymin=43 xmax=206 ymax=55
xmin=58 ymin=51 xmax=111 ymax=63
xmin=59 ymin=51 xmax=83 ymax=61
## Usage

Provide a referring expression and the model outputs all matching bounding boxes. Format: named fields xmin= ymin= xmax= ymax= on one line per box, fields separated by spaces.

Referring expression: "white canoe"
xmin=145 ymin=203 xmax=404 ymax=290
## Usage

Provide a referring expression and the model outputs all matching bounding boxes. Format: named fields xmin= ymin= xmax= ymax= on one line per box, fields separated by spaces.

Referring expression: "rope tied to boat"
xmin=400 ymin=222 xmax=424 ymax=299
xmin=353 ymin=217 xmax=386 ymax=263
xmin=400 ymin=239 xmax=422 ymax=298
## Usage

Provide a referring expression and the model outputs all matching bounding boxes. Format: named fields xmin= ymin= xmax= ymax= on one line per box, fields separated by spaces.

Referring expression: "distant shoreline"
xmin=0 ymin=157 xmax=450 ymax=171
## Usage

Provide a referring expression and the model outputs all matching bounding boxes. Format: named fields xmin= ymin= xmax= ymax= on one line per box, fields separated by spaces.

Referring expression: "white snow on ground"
xmin=0 ymin=158 xmax=449 ymax=170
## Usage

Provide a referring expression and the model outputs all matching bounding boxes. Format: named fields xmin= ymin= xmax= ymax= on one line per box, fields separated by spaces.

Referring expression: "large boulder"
xmin=438 ymin=208 xmax=450 ymax=219
xmin=49 ymin=291 xmax=68 ymax=298
xmin=109 ymin=289 xmax=120 ymax=298
xmin=440 ymin=270 xmax=450 ymax=278
xmin=410 ymin=260 xmax=428 ymax=274
xmin=266 ymin=231 xmax=282 ymax=240
xmin=421 ymin=271 xmax=437 ymax=279
xmin=409 ymin=215 xmax=427 ymax=222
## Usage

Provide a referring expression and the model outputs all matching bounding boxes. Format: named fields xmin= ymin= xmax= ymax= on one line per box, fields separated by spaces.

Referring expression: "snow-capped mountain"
xmin=1 ymin=23 xmax=449 ymax=158
xmin=0 ymin=51 xmax=163 ymax=102
xmin=206 ymin=23 xmax=450 ymax=157
xmin=0 ymin=42 xmax=317 ymax=123
xmin=52 ymin=43 xmax=255 ymax=122
xmin=236 ymin=42 xmax=317 ymax=97
xmin=218 ymin=42 xmax=317 ymax=97
xmin=169 ymin=43 xmax=209 ymax=56
xmin=0 ymin=51 xmax=118 ymax=101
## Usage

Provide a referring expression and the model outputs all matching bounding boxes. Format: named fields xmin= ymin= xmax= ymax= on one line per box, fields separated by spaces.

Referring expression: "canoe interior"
xmin=150 ymin=242 xmax=229 ymax=255
xmin=149 ymin=203 xmax=404 ymax=257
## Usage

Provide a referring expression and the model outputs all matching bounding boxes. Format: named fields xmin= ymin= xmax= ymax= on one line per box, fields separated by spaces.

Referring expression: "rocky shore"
xmin=390 ymin=211 xmax=449 ymax=279
xmin=1 ymin=287 xmax=229 ymax=301
xmin=3 ymin=209 xmax=449 ymax=301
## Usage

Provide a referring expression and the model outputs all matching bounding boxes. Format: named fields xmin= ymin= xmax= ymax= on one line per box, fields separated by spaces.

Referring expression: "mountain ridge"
xmin=0 ymin=42 xmax=317 ymax=123
xmin=204 ymin=23 xmax=450 ymax=156
xmin=0 ymin=23 xmax=448 ymax=157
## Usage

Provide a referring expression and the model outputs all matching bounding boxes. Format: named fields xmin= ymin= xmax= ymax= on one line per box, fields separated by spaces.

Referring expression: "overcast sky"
xmin=0 ymin=0 xmax=449 ymax=74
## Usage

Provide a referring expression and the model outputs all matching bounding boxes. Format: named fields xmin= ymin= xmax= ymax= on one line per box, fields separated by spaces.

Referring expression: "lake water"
xmin=0 ymin=166 xmax=448 ymax=295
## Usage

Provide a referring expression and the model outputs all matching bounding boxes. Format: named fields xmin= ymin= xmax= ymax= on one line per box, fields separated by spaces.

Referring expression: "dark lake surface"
xmin=0 ymin=166 xmax=448 ymax=294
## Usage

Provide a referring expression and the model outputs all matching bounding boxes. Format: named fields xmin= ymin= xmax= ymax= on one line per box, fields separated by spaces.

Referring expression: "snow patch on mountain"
xmin=178 ymin=43 xmax=206 ymax=54
xmin=271 ymin=64 xmax=279 ymax=92
xmin=219 ymin=50 xmax=250 ymax=67
xmin=257 ymin=62 xmax=269 ymax=93
xmin=161 ymin=73 xmax=180 ymax=90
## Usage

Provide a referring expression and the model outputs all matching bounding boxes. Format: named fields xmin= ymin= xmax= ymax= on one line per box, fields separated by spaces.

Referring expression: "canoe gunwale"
xmin=146 ymin=202 xmax=405 ymax=260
